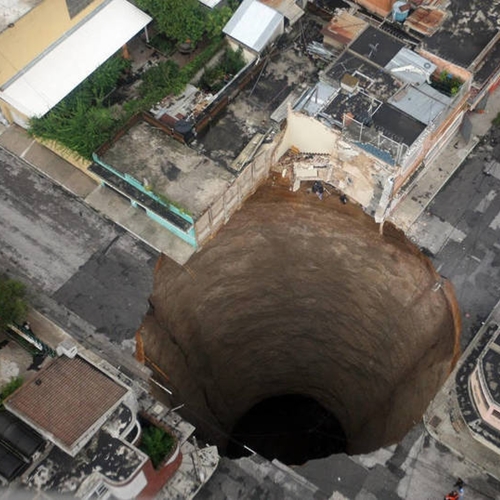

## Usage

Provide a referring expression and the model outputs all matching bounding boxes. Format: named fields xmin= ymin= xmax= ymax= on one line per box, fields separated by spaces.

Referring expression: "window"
xmin=66 ymin=0 xmax=94 ymax=18
xmin=474 ymin=371 xmax=489 ymax=410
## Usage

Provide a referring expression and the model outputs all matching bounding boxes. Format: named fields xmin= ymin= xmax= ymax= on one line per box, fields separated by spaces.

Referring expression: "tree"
xmin=137 ymin=0 xmax=206 ymax=45
xmin=0 ymin=275 xmax=27 ymax=332
xmin=205 ymin=6 xmax=233 ymax=40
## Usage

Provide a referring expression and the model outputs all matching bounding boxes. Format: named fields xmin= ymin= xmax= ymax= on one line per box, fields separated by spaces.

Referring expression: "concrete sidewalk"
xmin=2 ymin=86 xmax=500 ymax=265
xmin=389 ymin=88 xmax=500 ymax=232
xmin=424 ymin=297 xmax=500 ymax=483
xmin=0 ymin=125 xmax=195 ymax=265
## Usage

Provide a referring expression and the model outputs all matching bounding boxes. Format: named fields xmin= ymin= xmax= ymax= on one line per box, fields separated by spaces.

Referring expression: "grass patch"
xmin=492 ymin=112 xmax=500 ymax=127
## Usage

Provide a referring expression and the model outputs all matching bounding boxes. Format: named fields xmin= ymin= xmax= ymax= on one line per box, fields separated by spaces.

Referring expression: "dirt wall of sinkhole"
xmin=137 ymin=178 xmax=461 ymax=456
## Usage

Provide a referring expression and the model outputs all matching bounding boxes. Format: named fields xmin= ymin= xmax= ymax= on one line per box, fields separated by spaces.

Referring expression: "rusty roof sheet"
xmin=321 ymin=11 xmax=367 ymax=46
xmin=258 ymin=0 xmax=304 ymax=23
xmin=5 ymin=356 xmax=127 ymax=455
xmin=405 ymin=8 xmax=447 ymax=36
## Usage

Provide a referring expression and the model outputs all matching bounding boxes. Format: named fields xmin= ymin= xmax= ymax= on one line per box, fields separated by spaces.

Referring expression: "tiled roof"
xmin=5 ymin=356 xmax=127 ymax=454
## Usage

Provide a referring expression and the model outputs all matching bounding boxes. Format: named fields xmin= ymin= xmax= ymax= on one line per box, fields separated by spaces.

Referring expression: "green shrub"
xmin=0 ymin=275 xmax=27 ymax=333
xmin=140 ymin=60 xmax=185 ymax=101
xmin=0 ymin=377 xmax=23 ymax=407
xmin=198 ymin=46 xmax=245 ymax=92
xmin=431 ymin=71 xmax=463 ymax=97
xmin=149 ymin=34 xmax=176 ymax=56
xmin=180 ymin=37 xmax=224 ymax=81
xmin=137 ymin=0 xmax=206 ymax=45
xmin=493 ymin=112 xmax=500 ymax=127
xmin=29 ymin=40 xmax=226 ymax=158
xmin=140 ymin=425 xmax=175 ymax=468
xmin=28 ymin=56 xmax=129 ymax=159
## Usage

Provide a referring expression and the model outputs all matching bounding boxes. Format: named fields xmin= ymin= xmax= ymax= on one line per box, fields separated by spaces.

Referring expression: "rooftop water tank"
xmin=392 ymin=1 xmax=410 ymax=22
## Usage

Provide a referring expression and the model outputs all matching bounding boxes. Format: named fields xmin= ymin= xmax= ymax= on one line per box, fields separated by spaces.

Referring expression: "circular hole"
xmin=141 ymin=181 xmax=459 ymax=462
xmin=226 ymin=394 xmax=346 ymax=465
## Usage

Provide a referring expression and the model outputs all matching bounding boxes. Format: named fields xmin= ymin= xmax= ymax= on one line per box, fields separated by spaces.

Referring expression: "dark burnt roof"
xmin=349 ymin=26 xmax=405 ymax=67
xmin=372 ymin=103 xmax=426 ymax=146
xmin=475 ymin=41 xmax=500 ymax=87
xmin=0 ymin=411 xmax=44 ymax=459
xmin=422 ymin=0 xmax=500 ymax=68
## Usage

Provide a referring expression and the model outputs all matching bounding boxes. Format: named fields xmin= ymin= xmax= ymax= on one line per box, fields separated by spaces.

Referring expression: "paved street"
xmin=0 ymin=147 xmax=158 ymax=347
xmin=409 ymin=127 xmax=500 ymax=347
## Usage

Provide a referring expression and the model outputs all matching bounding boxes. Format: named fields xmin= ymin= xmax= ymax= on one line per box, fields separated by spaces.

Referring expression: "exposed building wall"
xmin=194 ymin=142 xmax=275 ymax=245
xmin=275 ymin=108 xmax=340 ymax=156
xmin=0 ymin=100 xmax=29 ymax=128
xmin=137 ymin=445 xmax=182 ymax=499
xmin=107 ymin=470 xmax=148 ymax=500
xmin=0 ymin=0 xmax=106 ymax=86
xmin=226 ymin=37 xmax=256 ymax=64
xmin=393 ymin=97 xmax=468 ymax=194
xmin=275 ymin=110 xmax=394 ymax=215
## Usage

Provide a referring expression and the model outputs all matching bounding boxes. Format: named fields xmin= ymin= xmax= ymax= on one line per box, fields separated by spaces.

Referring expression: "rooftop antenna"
xmin=368 ymin=43 xmax=379 ymax=59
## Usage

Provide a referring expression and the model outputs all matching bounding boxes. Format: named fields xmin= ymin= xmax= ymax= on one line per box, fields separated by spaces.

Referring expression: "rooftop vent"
xmin=56 ymin=339 xmax=78 ymax=359
xmin=341 ymin=74 xmax=359 ymax=94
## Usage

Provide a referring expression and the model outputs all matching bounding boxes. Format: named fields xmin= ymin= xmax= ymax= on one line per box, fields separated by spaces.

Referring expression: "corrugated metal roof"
xmin=321 ymin=11 xmax=367 ymax=47
xmin=385 ymin=47 xmax=437 ymax=85
xmin=294 ymin=82 xmax=338 ymax=116
xmin=223 ymin=0 xmax=283 ymax=53
xmin=0 ymin=0 xmax=151 ymax=118
xmin=388 ymin=83 xmax=450 ymax=125
xmin=198 ymin=0 xmax=224 ymax=7
xmin=405 ymin=7 xmax=446 ymax=36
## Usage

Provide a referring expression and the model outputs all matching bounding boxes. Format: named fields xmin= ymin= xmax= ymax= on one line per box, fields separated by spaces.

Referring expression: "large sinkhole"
xmin=138 ymin=178 xmax=460 ymax=465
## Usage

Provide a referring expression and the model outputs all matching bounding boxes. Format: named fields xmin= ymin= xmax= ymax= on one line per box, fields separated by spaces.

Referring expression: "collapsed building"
xmin=83 ymin=0 xmax=500 ymax=252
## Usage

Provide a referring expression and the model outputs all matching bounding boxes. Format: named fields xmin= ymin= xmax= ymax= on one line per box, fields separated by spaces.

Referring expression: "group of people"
xmin=444 ymin=478 xmax=465 ymax=500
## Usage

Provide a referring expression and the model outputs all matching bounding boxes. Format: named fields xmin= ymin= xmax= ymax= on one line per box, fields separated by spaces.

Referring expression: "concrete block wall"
xmin=195 ymin=143 xmax=275 ymax=245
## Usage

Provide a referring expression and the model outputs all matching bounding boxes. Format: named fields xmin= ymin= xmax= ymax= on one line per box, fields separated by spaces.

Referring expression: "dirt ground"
xmin=138 ymin=175 xmax=460 ymax=459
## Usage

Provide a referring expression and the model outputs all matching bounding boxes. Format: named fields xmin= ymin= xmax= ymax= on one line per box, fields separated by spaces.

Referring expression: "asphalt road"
xmin=0 ymin=148 xmax=158 ymax=346
xmin=410 ymin=127 xmax=500 ymax=347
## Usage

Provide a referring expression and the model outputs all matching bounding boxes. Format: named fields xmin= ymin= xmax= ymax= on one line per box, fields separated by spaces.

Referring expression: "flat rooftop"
xmin=25 ymin=425 xmax=146 ymax=493
xmin=0 ymin=0 xmax=41 ymax=33
xmin=349 ymin=26 xmax=405 ymax=68
xmin=322 ymin=52 xmax=402 ymax=102
xmin=101 ymin=120 xmax=235 ymax=219
xmin=193 ymin=25 xmax=320 ymax=163
xmin=5 ymin=355 xmax=128 ymax=455
xmin=423 ymin=0 xmax=500 ymax=68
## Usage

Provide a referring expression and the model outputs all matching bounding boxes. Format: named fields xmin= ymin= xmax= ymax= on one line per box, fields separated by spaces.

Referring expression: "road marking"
xmin=475 ymin=189 xmax=497 ymax=213
xmin=489 ymin=211 xmax=500 ymax=231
